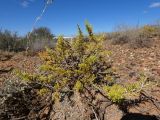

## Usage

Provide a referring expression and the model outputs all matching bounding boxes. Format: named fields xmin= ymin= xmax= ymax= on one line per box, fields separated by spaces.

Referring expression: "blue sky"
xmin=0 ymin=0 xmax=160 ymax=36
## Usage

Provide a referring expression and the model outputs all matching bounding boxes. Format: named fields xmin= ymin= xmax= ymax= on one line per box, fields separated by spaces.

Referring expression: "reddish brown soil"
xmin=0 ymin=52 xmax=41 ymax=86
xmin=106 ymin=38 xmax=160 ymax=82
xmin=105 ymin=38 xmax=160 ymax=119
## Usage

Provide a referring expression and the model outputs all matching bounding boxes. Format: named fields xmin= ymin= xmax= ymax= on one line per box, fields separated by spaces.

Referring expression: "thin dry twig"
xmin=91 ymin=106 xmax=99 ymax=120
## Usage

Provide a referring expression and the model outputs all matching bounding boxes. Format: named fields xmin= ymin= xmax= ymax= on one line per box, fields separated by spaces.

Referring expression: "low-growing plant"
xmin=103 ymin=84 xmax=126 ymax=103
xmin=15 ymin=22 xmax=155 ymax=105
xmin=141 ymin=25 xmax=157 ymax=37
xmin=103 ymin=73 xmax=154 ymax=103
xmin=15 ymin=22 xmax=115 ymax=102
xmin=154 ymin=24 xmax=160 ymax=37
xmin=110 ymin=32 xmax=129 ymax=45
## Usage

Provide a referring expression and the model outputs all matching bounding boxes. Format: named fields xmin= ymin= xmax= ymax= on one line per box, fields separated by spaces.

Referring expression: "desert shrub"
xmin=154 ymin=25 xmax=160 ymax=37
xmin=27 ymin=27 xmax=56 ymax=52
xmin=129 ymin=26 xmax=156 ymax=48
xmin=109 ymin=32 xmax=129 ymax=45
xmin=16 ymin=23 xmax=155 ymax=105
xmin=0 ymin=29 xmax=27 ymax=52
xmin=0 ymin=30 xmax=19 ymax=51
xmin=0 ymin=27 xmax=55 ymax=52
xmin=103 ymin=73 xmax=155 ymax=103
xmin=103 ymin=84 xmax=126 ymax=103
xmin=15 ymin=37 xmax=28 ymax=51
xmin=130 ymin=33 xmax=152 ymax=48
xmin=109 ymin=25 xmax=154 ymax=48
xmin=16 ymin=22 xmax=117 ymax=102
xmin=109 ymin=25 xmax=139 ymax=45
xmin=141 ymin=25 xmax=157 ymax=37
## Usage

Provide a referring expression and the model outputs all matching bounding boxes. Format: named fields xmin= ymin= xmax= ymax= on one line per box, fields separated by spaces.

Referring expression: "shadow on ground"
xmin=121 ymin=113 xmax=159 ymax=120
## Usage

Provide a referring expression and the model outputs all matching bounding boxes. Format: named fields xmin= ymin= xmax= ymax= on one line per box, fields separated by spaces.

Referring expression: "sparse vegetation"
xmin=16 ymin=22 xmax=115 ymax=102
xmin=108 ymin=25 xmax=158 ymax=48
xmin=0 ymin=30 xmax=19 ymax=51
xmin=0 ymin=27 xmax=55 ymax=53
xmin=27 ymin=27 xmax=55 ymax=52
xmin=0 ymin=11 xmax=159 ymax=118
xmin=0 ymin=22 xmax=158 ymax=120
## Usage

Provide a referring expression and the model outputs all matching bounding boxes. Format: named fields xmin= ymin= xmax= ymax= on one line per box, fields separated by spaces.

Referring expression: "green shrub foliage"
xmin=16 ymin=23 xmax=114 ymax=100
xmin=16 ymin=23 xmax=152 ymax=103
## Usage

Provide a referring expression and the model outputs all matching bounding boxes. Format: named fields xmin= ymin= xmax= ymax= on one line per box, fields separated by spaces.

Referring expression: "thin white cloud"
xmin=21 ymin=1 xmax=29 ymax=7
xmin=20 ymin=0 xmax=35 ymax=8
xmin=149 ymin=2 xmax=160 ymax=8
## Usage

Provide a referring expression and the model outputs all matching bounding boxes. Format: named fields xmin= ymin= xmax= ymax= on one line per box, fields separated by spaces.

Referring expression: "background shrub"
xmin=108 ymin=25 xmax=156 ymax=48
xmin=0 ymin=30 xmax=19 ymax=51
xmin=27 ymin=27 xmax=56 ymax=52
xmin=0 ymin=27 xmax=56 ymax=52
